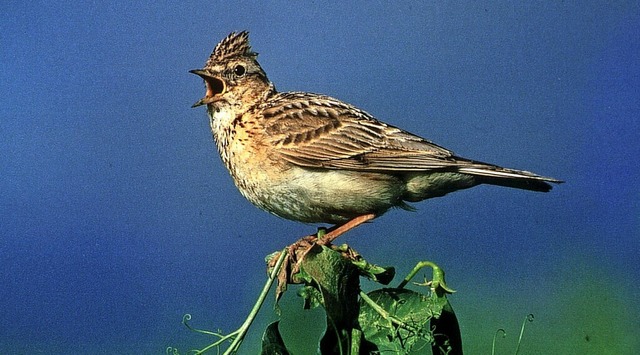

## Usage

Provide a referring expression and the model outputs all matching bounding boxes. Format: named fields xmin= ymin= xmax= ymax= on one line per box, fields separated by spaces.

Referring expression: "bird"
xmin=190 ymin=31 xmax=562 ymax=244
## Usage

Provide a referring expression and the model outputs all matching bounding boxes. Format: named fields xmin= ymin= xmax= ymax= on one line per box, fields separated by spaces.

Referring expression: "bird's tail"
xmin=458 ymin=164 xmax=563 ymax=192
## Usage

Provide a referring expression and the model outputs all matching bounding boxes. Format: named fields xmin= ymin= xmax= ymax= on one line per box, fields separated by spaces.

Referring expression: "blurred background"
xmin=2 ymin=1 xmax=638 ymax=353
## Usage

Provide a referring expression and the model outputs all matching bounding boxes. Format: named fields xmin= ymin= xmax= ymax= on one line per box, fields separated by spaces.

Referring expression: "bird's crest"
xmin=206 ymin=31 xmax=255 ymax=66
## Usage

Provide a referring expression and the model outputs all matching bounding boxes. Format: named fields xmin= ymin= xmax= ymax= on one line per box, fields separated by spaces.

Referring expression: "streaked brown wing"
xmin=261 ymin=92 xmax=463 ymax=172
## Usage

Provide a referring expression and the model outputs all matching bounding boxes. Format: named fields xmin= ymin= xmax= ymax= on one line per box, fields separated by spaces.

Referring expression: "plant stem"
xmin=195 ymin=248 xmax=289 ymax=355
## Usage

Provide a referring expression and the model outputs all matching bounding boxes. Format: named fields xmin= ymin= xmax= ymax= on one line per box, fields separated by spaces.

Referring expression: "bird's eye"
xmin=234 ymin=65 xmax=246 ymax=77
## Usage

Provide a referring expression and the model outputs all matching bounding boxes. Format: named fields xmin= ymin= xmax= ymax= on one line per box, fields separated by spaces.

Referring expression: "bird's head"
xmin=190 ymin=31 xmax=273 ymax=110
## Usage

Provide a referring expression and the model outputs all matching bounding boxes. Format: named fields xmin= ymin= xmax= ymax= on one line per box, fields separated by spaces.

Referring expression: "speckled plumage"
xmin=191 ymin=31 xmax=561 ymax=227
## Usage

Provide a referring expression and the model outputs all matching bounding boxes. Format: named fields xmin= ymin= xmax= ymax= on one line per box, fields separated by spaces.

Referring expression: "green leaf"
xmin=351 ymin=258 xmax=396 ymax=285
xmin=298 ymin=244 xmax=361 ymax=353
xmin=297 ymin=284 xmax=323 ymax=310
xmin=261 ymin=321 xmax=290 ymax=355
xmin=430 ymin=299 xmax=462 ymax=355
xmin=359 ymin=287 xmax=448 ymax=354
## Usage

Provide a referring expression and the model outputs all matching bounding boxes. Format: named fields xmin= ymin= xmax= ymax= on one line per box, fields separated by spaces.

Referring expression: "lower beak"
xmin=189 ymin=69 xmax=225 ymax=107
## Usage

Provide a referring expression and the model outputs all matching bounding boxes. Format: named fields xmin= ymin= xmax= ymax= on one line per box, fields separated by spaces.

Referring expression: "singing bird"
xmin=191 ymin=31 xmax=562 ymax=242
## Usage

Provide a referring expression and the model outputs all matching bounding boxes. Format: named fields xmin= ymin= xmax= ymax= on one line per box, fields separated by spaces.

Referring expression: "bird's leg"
xmin=270 ymin=213 xmax=376 ymax=291
xmin=318 ymin=213 xmax=376 ymax=245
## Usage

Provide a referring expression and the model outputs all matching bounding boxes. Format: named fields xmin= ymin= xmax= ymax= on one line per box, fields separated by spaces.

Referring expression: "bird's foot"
xmin=267 ymin=234 xmax=317 ymax=299
xmin=267 ymin=213 xmax=376 ymax=299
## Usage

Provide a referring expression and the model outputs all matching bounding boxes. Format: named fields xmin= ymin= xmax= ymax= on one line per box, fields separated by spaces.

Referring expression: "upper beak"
xmin=189 ymin=69 xmax=226 ymax=108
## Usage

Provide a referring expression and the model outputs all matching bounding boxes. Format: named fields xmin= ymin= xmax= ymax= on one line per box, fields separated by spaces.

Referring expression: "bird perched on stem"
xmin=190 ymin=31 xmax=562 ymax=244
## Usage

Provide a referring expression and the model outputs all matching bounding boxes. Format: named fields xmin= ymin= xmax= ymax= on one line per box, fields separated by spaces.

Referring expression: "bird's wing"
xmin=262 ymin=92 xmax=480 ymax=172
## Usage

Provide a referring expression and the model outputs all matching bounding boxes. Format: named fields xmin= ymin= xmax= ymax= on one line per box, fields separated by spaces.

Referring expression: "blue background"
xmin=2 ymin=1 xmax=638 ymax=354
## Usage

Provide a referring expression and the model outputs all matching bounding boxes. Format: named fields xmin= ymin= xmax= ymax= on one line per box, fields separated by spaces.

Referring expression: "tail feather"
xmin=458 ymin=166 xmax=563 ymax=192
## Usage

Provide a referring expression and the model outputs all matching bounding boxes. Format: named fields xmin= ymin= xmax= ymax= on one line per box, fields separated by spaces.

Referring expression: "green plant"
xmin=167 ymin=242 xmax=461 ymax=354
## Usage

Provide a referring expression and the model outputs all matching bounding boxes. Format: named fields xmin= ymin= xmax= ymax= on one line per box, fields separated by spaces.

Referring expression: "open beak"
xmin=189 ymin=69 xmax=226 ymax=107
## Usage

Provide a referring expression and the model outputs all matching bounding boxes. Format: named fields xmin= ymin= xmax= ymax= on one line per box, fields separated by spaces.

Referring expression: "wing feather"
xmin=260 ymin=92 xmax=561 ymax=184
xmin=262 ymin=92 xmax=460 ymax=170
